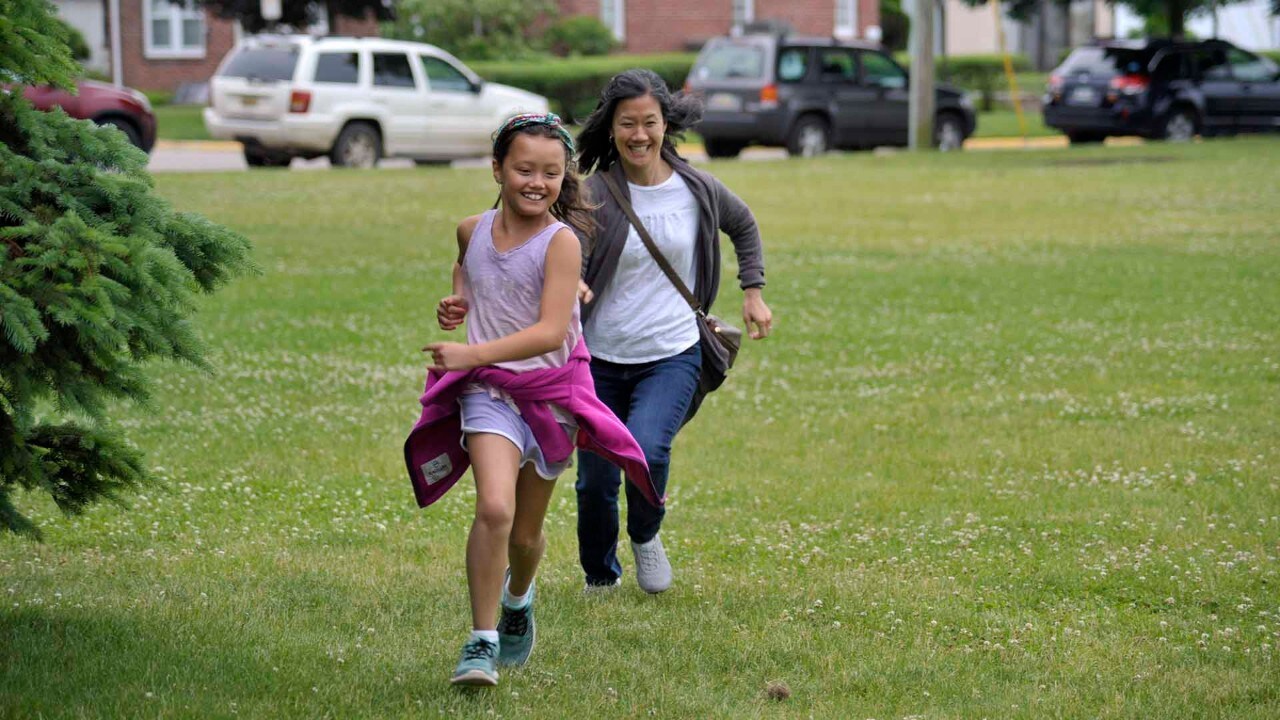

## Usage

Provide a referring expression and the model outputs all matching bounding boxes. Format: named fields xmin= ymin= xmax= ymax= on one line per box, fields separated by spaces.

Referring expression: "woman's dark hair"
xmin=576 ymin=68 xmax=703 ymax=176
xmin=493 ymin=122 xmax=597 ymax=238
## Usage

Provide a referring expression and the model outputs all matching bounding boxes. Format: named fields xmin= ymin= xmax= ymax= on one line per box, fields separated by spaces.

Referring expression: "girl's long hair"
xmin=492 ymin=122 xmax=598 ymax=239
xmin=576 ymin=68 xmax=703 ymax=177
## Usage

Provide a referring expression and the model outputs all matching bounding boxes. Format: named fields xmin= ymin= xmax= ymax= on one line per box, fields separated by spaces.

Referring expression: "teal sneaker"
xmin=450 ymin=637 xmax=499 ymax=686
xmin=497 ymin=576 xmax=536 ymax=667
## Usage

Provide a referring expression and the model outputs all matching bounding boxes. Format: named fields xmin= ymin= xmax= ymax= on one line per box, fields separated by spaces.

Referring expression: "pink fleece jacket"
xmin=404 ymin=340 xmax=658 ymax=509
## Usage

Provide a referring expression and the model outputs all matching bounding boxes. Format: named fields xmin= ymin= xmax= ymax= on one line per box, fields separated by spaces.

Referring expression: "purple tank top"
xmin=463 ymin=210 xmax=581 ymax=373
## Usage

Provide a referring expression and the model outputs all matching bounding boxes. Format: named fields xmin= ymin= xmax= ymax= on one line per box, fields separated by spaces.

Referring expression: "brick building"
xmin=558 ymin=0 xmax=882 ymax=53
xmin=54 ymin=0 xmax=379 ymax=92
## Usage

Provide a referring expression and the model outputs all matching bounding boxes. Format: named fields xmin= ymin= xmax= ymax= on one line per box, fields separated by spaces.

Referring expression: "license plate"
xmin=240 ymin=95 xmax=260 ymax=107
xmin=1067 ymin=87 xmax=1099 ymax=106
xmin=707 ymin=93 xmax=742 ymax=112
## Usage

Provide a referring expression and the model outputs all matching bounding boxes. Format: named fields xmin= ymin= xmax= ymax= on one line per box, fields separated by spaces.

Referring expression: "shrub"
xmin=543 ymin=16 xmax=617 ymax=58
xmin=472 ymin=53 xmax=696 ymax=122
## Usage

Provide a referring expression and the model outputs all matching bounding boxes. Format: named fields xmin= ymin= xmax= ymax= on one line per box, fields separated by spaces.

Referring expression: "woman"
xmin=574 ymin=69 xmax=773 ymax=593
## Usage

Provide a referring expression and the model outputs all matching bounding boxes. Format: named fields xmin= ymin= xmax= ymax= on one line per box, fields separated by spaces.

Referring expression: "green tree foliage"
xmin=880 ymin=0 xmax=910 ymax=53
xmin=382 ymin=0 xmax=555 ymax=61
xmin=1 ymin=0 xmax=255 ymax=537
xmin=200 ymin=0 xmax=395 ymax=34
xmin=961 ymin=0 xmax=1252 ymax=40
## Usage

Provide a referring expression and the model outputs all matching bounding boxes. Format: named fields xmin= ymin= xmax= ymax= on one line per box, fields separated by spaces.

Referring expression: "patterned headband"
xmin=493 ymin=112 xmax=575 ymax=154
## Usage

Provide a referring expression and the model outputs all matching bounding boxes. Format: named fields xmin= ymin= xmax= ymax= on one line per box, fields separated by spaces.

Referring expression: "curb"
xmin=155 ymin=135 xmax=1145 ymax=154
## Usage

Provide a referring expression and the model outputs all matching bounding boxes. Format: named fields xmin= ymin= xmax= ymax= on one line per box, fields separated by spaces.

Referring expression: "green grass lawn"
xmin=975 ymin=108 xmax=1056 ymax=138
xmin=4 ymin=139 xmax=1280 ymax=718
xmin=154 ymin=103 xmax=212 ymax=141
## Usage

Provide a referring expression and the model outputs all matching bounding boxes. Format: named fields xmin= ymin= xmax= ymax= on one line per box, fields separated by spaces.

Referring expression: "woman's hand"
xmin=742 ymin=287 xmax=772 ymax=340
xmin=423 ymin=342 xmax=480 ymax=372
xmin=577 ymin=280 xmax=594 ymax=304
xmin=436 ymin=295 xmax=469 ymax=331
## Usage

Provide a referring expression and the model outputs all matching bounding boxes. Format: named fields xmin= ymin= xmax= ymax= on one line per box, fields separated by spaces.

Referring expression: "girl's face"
xmin=493 ymin=133 xmax=566 ymax=217
xmin=611 ymin=94 xmax=666 ymax=173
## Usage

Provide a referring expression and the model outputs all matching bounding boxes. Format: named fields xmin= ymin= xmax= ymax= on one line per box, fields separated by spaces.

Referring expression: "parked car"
xmin=20 ymin=80 xmax=157 ymax=153
xmin=685 ymin=32 xmax=977 ymax=157
xmin=1043 ymin=38 xmax=1280 ymax=144
xmin=204 ymin=35 xmax=550 ymax=168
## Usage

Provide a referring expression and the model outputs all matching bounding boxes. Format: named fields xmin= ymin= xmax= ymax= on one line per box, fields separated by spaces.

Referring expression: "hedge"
xmin=471 ymin=51 xmax=1035 ymax=121
xmin=470 ymin=53 xmax=698 ymax=123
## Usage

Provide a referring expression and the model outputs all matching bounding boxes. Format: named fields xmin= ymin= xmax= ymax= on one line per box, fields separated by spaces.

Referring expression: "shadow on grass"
xmin=1 ymin=606 xmax=276 ymax=715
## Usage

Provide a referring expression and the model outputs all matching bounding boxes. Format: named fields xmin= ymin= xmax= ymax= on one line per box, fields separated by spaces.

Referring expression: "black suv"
xmin=686 ymin=32 xmax=977 ymax=157
xmin=1043 ymin=39 xmax=1280 ymax=144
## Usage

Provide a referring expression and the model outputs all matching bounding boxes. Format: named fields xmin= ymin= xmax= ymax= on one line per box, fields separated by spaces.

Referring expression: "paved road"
xmin=147 ymin=136 xmax=1142 ymax=173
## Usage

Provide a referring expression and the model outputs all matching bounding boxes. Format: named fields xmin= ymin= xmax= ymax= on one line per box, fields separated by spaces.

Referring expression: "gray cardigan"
xmin=578 ymin=152 xmax=766 ymax=327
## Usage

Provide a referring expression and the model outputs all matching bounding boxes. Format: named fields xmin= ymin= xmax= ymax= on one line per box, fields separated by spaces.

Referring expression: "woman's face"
xmin=611 ymin=94 xmax=666 ymax=173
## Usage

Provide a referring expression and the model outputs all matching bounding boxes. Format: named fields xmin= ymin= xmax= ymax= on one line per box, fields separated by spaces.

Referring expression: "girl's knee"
xmin=509 ymin=531 xmax=545 ymax=557
xmin=475 ymin=499 xmax=515 ymax=530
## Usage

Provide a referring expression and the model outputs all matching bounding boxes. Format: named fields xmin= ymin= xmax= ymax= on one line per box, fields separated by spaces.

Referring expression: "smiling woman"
xmin=570 ymin=68 xmax=774 ymax=594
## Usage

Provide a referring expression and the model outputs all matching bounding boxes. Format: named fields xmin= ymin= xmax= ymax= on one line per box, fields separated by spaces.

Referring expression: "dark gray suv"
xmin=686 ymin=33 xmax=977 ymax=157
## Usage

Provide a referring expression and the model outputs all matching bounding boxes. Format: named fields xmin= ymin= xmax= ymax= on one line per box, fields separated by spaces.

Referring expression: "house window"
xmin=145 ymin=0 xmax=206 ymax=59
xmin=732 ymin=0 xmax=754 ymax=29
xmin=600 ymin=0 xmax=625 ymax=42
xmin=835 ymin=0 xmax=858 ymax=39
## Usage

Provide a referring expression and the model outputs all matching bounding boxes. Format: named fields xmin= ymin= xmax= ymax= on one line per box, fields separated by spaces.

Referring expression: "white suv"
xmin=204 ymin=35 xmax=550 ymax=168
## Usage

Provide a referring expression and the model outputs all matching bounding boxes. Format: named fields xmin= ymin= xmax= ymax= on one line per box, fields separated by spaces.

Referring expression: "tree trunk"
xmin=1168 ymin=0 xmax=1186 ymax=38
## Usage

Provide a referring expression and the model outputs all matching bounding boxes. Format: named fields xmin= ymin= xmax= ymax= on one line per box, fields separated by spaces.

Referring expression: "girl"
xmin=403 ymin=113 xmax=658 ymax=687
xmin=573 ymin=70 xmax=773 ymax=594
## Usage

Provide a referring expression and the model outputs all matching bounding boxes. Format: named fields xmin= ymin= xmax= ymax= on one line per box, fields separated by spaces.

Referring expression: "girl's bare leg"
xmin=507 ymin=463 xmax=557 ymax=597
xmin=466 ymin=433 xmax=521 ymax=630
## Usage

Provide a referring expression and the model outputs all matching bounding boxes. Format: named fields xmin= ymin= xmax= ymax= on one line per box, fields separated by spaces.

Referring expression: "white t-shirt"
xmin=586 ymin=172 xmax=700 ymax=363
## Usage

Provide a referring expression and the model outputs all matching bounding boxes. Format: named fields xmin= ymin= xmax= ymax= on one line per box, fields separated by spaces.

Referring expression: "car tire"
xmin=786 ymin=115 xmax=830 ymax=158
xmin=98 ymin=116 xmax=143 ymax=150
xmin=1067 ymin=131 xmax=1106 ymax=145
xmin=1160 ymin=108 xmax=1197 ymax=143
xmin=331 ymin=122 xmax=381 ymax=169
xmin=934 ymin=112 xmax=965 ymax=152
xmin=703 ymin=137 xmax=745 ymax=159
xmin=243 ymin=147 xmax=291 ymax=168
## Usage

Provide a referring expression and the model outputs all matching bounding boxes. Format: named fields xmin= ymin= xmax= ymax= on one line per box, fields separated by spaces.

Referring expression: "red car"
xmin=22 ymin=80 xmax=157 ymax=153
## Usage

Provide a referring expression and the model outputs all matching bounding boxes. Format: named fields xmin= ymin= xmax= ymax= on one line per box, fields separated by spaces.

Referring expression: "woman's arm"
xmin=425 ymin=228 xmax=581 ymax=371
xmin=711 ymin=177 xmax=773 ymax=339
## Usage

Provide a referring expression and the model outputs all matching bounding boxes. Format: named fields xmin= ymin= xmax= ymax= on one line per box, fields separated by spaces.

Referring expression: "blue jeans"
xmin=576 ymin=342 xmax=701 ymax=585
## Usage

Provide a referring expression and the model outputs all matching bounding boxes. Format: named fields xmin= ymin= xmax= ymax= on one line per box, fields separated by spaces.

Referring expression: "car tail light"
xmin=1108 ymin=74 xmax=1148 ymax=96
xmin=1047 ymin=73 xmax=1064 ymax=101
xmin=759 ymin=84 xmax=779 ymax=109
xmin=289 ymin=90 xmax=311 ymax=113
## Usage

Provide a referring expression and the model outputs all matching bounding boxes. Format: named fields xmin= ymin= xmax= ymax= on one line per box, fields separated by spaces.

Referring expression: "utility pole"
xmin=907 ymin=0 xmax=936 ymax=149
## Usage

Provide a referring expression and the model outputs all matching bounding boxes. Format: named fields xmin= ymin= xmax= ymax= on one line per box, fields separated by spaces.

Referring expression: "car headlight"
xmin=129 ymin=89 xmax=152 ymax=113
xmin=960 ymin=92 xmax=975 ymax=111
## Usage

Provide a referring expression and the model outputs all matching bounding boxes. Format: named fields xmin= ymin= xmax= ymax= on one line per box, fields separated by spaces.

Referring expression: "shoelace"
xmin=462 ymin=638 xmax=497 ymax=660
xmin=499 ymin=605 xmax=530 ymax=636
xmin=635 ymin=542 xmax=661 ymax=568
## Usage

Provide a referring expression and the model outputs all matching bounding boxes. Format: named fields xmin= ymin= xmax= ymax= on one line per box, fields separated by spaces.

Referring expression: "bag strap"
xmin=600 ymin=173 xmax=704 ymax=317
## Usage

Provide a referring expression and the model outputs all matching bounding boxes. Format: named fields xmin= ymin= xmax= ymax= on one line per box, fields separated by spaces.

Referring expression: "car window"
xmin=1198 ymin=49 xmax=1232 ymax=81
xmin=817 ymin=49 xmax=856 ymax=83
xmin=313 ymin=52 xmax=359 ymax=84
xmin=777 ymin=47 xmax=809 ymax=83
xmin=420 ymin=56 xmax=473 ymax=92
xmin=694 ymin=41 xmax=767 ymax=81
xmin=1152 ymin=51 xmax=1192 ymax=82
xmin=1227 ymin=48 xmax=1273 ymax=82
xmin=373 ymin=52 xmax=416 ymax=89
xmin=1059 ymin=46 xmax=1147 ymax=78
xmin=220 ymin=46 xmax=299 ymax=82
xmin=861 ymin=51 xmax=906 ymax=88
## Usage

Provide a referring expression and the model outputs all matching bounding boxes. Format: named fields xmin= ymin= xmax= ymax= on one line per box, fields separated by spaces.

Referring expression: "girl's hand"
xmin=577 ymin=280 xmax=594 ymax=304
xmin=437 ymin=295 xmax=469 ymax=331
xmin=423 ymin=342 xmax=480 ymax=372
xmin=742 ymin=288 xmax=773 ymax=340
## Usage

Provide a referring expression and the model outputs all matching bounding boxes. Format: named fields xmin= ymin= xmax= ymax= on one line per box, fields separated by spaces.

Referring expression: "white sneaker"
xmin=631 ymin=535 xmax=672 ymax=594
